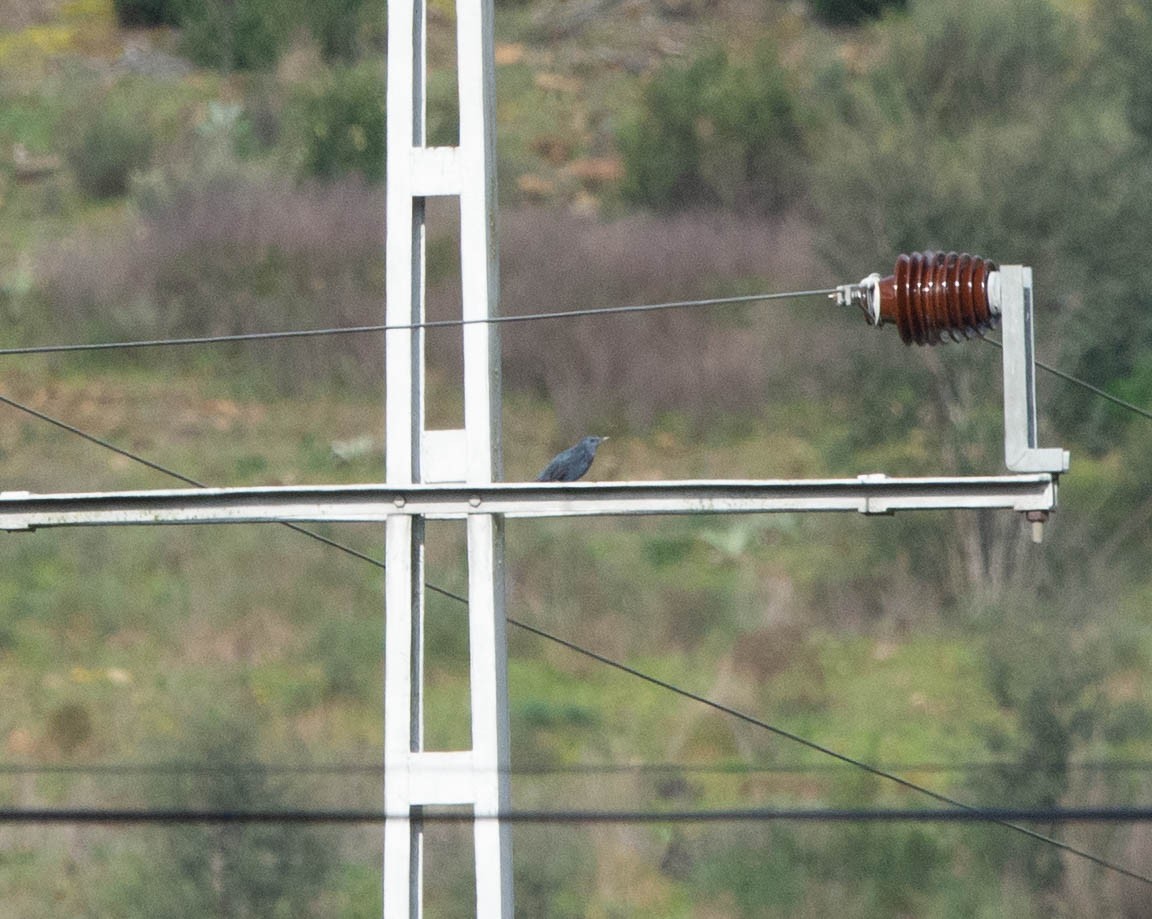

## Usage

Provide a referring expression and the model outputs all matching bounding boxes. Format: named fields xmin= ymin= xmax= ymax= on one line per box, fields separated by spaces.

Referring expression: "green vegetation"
xmin=65 ymin=88 xmax=155 ymax=199
xmin=809 ymin=0 xmax=906 ymax=25
xmin=2 ymin=0 xmax=1152 ymax=914
xmin=619 ymin=44 xmax=807 ymax=213
xmin=112 ymin=0 xmax=181 ymax=27
xmin=288 ymin=62 xmax=386 ymax=182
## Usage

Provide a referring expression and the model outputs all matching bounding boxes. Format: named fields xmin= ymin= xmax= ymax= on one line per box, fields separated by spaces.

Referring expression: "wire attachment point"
xmin=834 ymin=273 xmax=883 ymax=326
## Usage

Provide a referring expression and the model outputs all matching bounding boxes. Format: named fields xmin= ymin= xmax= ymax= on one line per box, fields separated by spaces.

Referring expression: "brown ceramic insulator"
xmin=876 ymin=251 xmax=999 ymax=346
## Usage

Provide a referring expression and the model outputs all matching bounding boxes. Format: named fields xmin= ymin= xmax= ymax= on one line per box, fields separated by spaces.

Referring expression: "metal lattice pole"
xmin=383 ymin=0 xmax=511 ymax=911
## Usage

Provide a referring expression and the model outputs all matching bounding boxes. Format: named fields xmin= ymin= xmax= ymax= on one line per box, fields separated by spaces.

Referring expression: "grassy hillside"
xmin=3 ymin=0 xmax=1152 ymax=915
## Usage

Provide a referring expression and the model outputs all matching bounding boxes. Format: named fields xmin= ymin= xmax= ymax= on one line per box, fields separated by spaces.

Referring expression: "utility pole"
xmin=383 ymin=0 xmax=511 ymax=910
xmin=0 ymin=11 xmax=1066 ymax=918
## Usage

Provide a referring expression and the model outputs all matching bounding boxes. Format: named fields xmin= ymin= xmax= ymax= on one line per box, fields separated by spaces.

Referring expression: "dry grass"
xmin=37 ymin=172 xmax=386 ymax=389
xmin=38 ymin=180 xmax=821 ymax=426
xmin=498 ymin=206 xmax=819 ymax=431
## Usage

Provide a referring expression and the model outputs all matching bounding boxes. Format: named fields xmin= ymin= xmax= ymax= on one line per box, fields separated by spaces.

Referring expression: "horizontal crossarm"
xmin=0 ymin=474 xmax=1057 ymax=530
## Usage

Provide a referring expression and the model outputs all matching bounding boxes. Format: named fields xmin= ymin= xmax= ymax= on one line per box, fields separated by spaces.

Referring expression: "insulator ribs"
xmin=876 ymin=251 xmax=1000 ymax=345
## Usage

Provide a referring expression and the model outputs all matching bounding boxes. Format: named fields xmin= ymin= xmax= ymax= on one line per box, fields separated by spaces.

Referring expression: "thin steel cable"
xmin=0 ymin=391 xmax=383 ymax=572
xmin=0 ymin=288 xmax=837 ymax=358
xmin=6 ymin=758 xmax=1152 ymax=776
xmin=5 ymin=805 xmax=1152 ymax=825
xmin=2 ymin=394 xmax=1149 ymax=885
xmin=507 ymin=617 xmax=1152 ymax=886
xmin=0 ymin=393 xmax=204 ymax=487
xmin=983 ymin=338 xmax=1152 ymax=422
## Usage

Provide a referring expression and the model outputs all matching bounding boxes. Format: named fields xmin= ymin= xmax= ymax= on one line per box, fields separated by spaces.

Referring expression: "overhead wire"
xmin=0 ymin=391 xmax=385 ymax=574
xmin=982 ymin=337 xmax=1152 ymax=423
xmin=505 ymin=618 xmax=1152 ymax=885
xmin=0 ymin=288 xmax=838 ymax=358
xmin=2 ymin=299 xmax=1147 ymax=438
xmin=6 ymin=805 xmax=1152 ymax=825
xmin=9 ymin=758 xmax=1152 ymax=776
xmin=0 ymin=390 xmax=1150 ymax=886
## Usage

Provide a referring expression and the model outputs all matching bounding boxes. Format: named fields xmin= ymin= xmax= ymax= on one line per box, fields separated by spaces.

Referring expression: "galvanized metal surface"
xmin=999 ymin=266 xmax=1070 ymax=473
xmin=0 ymin=476 xmax=1058 ymax=530
xmin=383 ymin=0 xmax=510 ymax=911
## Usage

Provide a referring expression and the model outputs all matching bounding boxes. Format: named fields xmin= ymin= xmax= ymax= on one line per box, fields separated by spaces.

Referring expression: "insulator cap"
xmin=876 ymin=251 xmax=1000 ymax=346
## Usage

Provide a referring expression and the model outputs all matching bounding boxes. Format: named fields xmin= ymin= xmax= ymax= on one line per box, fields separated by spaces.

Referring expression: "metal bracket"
xmin=997 ymin=266 xmax=1069 ymax=474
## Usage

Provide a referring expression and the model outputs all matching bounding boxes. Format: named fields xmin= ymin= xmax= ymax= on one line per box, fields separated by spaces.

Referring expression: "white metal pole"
xmin=384 ymin=0 xmax=511 ymax=910
xmin=998 ymin=266 xmax=1069 ymax=474
xmin=384 ymin=0 xmax=429 ymax=909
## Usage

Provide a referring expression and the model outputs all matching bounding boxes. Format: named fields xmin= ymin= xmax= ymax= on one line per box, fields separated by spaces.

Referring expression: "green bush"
xmin=290 ymin=64 xmax=386 ymax=182
xmin=809 ymin=0 xmax=906 ymax=26
xmin=95 ymin=708 xmax=339 ymax=917
xmin=174 ymin=0 xmax=383 ymax=70
xmin=66 ymin=100 xmax=155 ymax=200
xmin=178 ymin=0 xmax=284 ymax=71
xmin=618 ymin=44 xmax=807 ymax=213
xmin=112 ymin=0 xmax=182 ymax=25
xmin=305 ymin=0 xmax=387 ymax=63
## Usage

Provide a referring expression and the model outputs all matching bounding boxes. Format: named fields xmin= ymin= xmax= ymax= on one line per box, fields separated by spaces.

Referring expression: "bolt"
xmin=1026 ymin=510 xmax=1048 ymax=544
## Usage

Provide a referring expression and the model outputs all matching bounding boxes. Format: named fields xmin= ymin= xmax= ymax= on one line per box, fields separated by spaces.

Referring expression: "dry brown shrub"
xmin=37 ymin=172 xmax=385 ymax=388
xmin=38 ymin=182 xmax=821 ymax=420
xmin=497 ymin=206 xmax=818 ymax=431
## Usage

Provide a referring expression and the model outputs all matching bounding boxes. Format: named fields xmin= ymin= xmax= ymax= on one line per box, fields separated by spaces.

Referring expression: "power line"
xmin=0 ymin=393 xmax=204 ymax=488
xmin=6 ymin=313 xmax=1148 ymax=441
xmin=0 ymin=391 xmax=385 ymax=574
xmin=983 ymin=338 xmax=1152 ymax=423
xmin=0 ymin=288 xmax=837 ymax=358
xmin=0 ymin=395 xmax=1149 ymax=885
xmin=506 ymin=618 xmax=1152 ymax=886
xmin=5 ymin=805 xmax=1152 ymax=825
xmin=7 ymin=758 xmax=1152 ymax=777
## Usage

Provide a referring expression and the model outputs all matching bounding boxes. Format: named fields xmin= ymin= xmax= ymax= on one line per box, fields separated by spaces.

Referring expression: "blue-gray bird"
xmin=536 ymin=436 xmax=608 ymax=482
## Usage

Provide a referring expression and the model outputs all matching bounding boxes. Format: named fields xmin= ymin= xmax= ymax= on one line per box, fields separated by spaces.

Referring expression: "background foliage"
xmin=2 ymin=0 xmax=1152 ymax=914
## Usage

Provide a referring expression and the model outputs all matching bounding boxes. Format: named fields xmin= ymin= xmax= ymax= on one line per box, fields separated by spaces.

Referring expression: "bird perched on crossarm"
xmin=536 ymin=436 xmax=608 ymax=482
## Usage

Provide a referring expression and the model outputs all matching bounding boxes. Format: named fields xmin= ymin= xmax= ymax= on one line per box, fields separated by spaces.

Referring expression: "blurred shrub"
xmin=289 ymin=63 xmax=385 ymax=182
xmin=65 ymin=94 xmax=155 ymax=199
xmin=178 ymin=0 xmax=283 ymax=71
xmin=618 ymin=44 xmax=807 ymax=214
xmin=514 ymin=826 xmax=597 ymax=919
xmin=809 ymin=0 xmax=906 ymax=26
xmin=174 ymin=0 xmax=383 ymax=70
xmin=1100 ymin=0 xmax=1152 ymax=145
xmin=972 ymin=596 xmax=1110 ymax=890
xmin=691 ymin=826 xmax=807 ymax=915
xmin=112 ymin=0 xmax=182 ymax=26
xmin=498 ymin=207 xmax=815 ymax=432
xmin=304 ymin=0 xmax=386 ymax=63
xmin=36 ymin=192 xmax=817 ymax=413
xmin=46 ymin=701 xmax=93 ymax=754
xmin=37 ymin=169 xmax=385 ymax=389
xmin=97 ymin=708 xmax=338 ymax=917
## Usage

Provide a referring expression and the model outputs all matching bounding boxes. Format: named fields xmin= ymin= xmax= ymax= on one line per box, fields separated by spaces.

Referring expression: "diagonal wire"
xmin=0 ymin=288 xmax=837 ymax=358
xmin=2 ymin=391 xmax=1150 ymax=886
xmin=505 ymin=618 xmax=1152 ymax=885
xmin=0 ymin=393 xmax=205 ymax=486
xmin=0 ymin=391 xmax=382 ymax=572
xmin=983 ymin=338 xmax=1152 ymax=422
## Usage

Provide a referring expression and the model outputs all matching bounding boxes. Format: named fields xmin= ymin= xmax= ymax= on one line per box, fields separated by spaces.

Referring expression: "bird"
xmin=535 ymin=436 xmax=608 ymax=482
